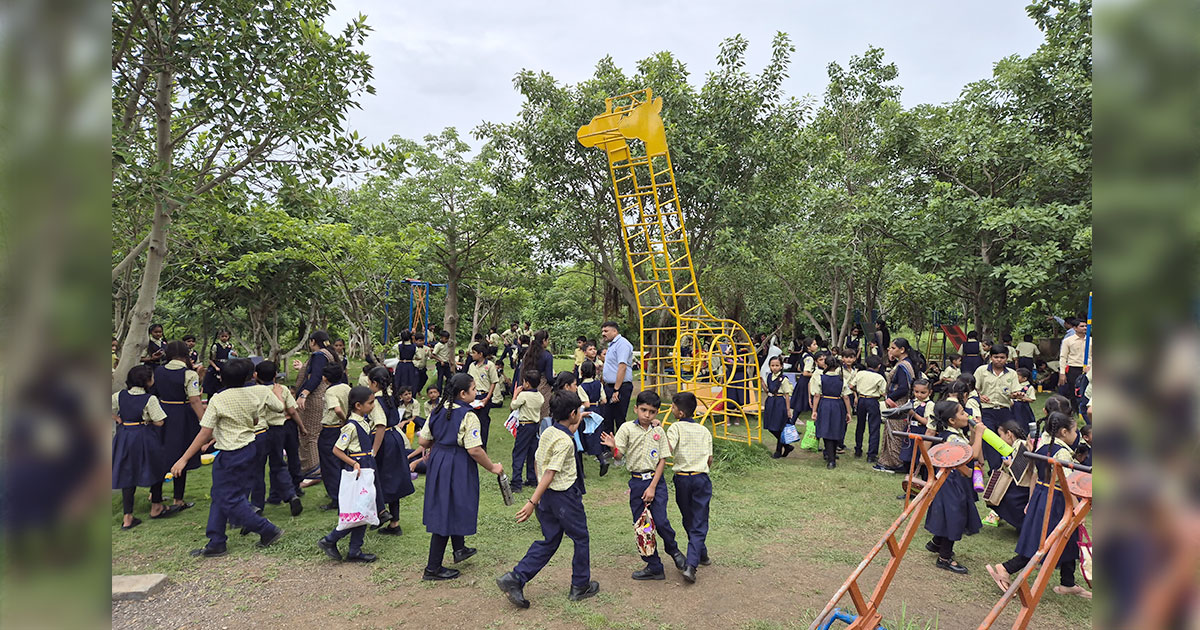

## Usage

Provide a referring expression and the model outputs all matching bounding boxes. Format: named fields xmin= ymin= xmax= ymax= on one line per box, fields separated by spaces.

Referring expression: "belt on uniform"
xmin=518 ymin=420 xmax=539 ymax=425
xmin=767 ymin=393 xmax=786 ymax=397
xmin=120 ymin=421 xmax=145 ymax=426
xmin=254 ymin=427 xmax=268 ymax=435
xmin=858 ymin=395 xmax=882 ymax=399
xmin=160 ymin=400 xmax=187 ymax=405
xmin=631 ymin=471 xmax=654 ymax=480
xmin=322 ymin=423 xmax=346 ymax=428
xmin=822 ymin=395 xmax=841 ymax=399
xmin=396 ymin=359 xmax=414 ymax=363
xmin=348 ymin=451 xmax=371 ymax=459
xmin=965 ymin=353 xmax=980 ymax=357
xmin=674 ymin=471 xmax=704 ymax=476
xmin=1036 ymin=480 xmax=1064 ymax=491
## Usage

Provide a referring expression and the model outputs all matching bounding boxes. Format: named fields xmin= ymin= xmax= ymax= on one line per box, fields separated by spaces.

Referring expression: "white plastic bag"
xmin=337 ymin=467 xmax=379 ymax=530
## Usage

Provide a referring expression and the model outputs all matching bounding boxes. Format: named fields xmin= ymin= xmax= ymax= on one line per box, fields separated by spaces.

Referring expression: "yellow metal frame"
xmin=578 ymin=88 xmax=761 ymax=443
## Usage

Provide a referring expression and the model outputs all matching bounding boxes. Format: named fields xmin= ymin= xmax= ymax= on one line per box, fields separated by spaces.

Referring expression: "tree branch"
xmin=112 ymin=232 xmax=152 ymax=282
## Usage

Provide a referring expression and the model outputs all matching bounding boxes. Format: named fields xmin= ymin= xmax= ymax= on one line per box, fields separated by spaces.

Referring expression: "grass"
xmin=113 ymin=358 xmax=1090 ymax=629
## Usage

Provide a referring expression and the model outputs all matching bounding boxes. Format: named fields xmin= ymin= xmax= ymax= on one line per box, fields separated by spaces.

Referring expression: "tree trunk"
xmin=443 ymin=262 xmax=461 ymax=342
xmin=113 ymin=65 xmax=174 ymax=392
xmin=469 ymin=287 xmax=482 ymax=342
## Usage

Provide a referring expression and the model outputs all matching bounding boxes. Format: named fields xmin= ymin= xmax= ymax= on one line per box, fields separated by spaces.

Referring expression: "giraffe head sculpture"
xmin=576 ymin=94 xmax=667 ymax=157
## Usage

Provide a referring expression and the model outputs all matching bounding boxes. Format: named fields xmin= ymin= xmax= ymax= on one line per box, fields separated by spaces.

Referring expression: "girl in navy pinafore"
xmin=153 ymin=341 xmax=204 ymax=509
xmin=789 ymin=338 xmax=817 ymax=424
xmin=762 ymin=356 xmax=794 ymax=458
xmin=960 ymin=332 xmax=983 ymax=376
xmin=112 ymin=365 xmax=169 ymax=529
xmin=419 ymin=373 xmax=503 ymax=581
xmin=923 ymin=400 xmax=982 ymax=575
xmin=812 ymin=353 xmax=850 ymax=468
xmin=989 ymin=419 xmax=1032 ymax=533
xmin=393 ymin=331 xmax=420 ymax=392
xmin=368 ymin=366 xmax=414 ymax=535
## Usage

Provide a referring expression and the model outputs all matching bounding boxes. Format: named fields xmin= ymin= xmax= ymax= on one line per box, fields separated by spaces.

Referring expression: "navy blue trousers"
xmin=324 ymin=523 xmax=365 ymax=556
xmin=207 ymin=444 xmax=275 ymax=546
xmin=602 ymin=382 xmax=634 ymax=435
xmin=251 ymin=427 xmax=297 ymax=510
xmin=980 ymin=407 xmax=1013 ymax=471
xmin=673 ymin=473 xmax=712 ymax=569
xmin=854 ymin=398 xmax=882 ymax=458
xmin=512 ymin=486 xmax=590 ymax=589
xmin=318 ymin=426 xmax=342 ymax=502
xmin=511 ymin=423 xmax=539 ymax=490
xmin=268 ymin=422 xmax=303 ymax=502
xmin=628 ymin=475 xmax=679 ymax=571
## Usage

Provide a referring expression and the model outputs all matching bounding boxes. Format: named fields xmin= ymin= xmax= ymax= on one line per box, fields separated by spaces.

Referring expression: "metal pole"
xmin=1084 ymin=291 xmax=1092 ymax=365
xmin=424 ymin=281 xmax=432 ymax=339
xmin=383 ymin=279 xmax=391 ymax=346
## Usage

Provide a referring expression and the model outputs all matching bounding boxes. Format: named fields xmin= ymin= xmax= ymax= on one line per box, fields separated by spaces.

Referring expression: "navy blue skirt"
xmin=791 ymin=375 xmax=812 ymax=416
xmin=814 ymin=398 xmax=847 ymax=440
xmin=1015 ymin=483 xmax=1079 ymax=562
xmin=993 ymin=483 xmax=1030 ymax=532
xmin=394 ymin=363 xmax=420 ymax=391
xmin=112 ymin=424 xmax=165 ymax=489
xmin=423 ymin=445 xmax=480 ymax=536
xmin=1013 ymin=401 xmax=1036 ymax=431
xmin=762 ymin=395 xmax=789 ymax=433
xmin=924 ymin=469 xmax=982 ymax=541
xmin=376 ymin=428 xmax=415 ymax=503
xmin=160 ymin=402 xmax=201 ymax=471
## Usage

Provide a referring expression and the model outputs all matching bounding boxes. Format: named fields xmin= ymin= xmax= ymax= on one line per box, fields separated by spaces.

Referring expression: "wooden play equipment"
xmin=578 ymin=89 xmax=761 ymax=443
xmin=812 ymin=433 xmax=1093 ymax=630
xmin=383 ymin=278 xmax=445 ymax=345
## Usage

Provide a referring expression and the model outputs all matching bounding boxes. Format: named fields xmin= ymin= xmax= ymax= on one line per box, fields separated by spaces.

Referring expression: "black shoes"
xmin=699 ymin=554 xmax=711 ymax=566
xmin=599 ymin=459 xmax=610 ymax=477
xmin=631 ymin=567 xmax=665 ymax=580
xmin=423 ymin=566 xmax=461 ymax=581
xmin=568 ymin=581 xmax=600 ymax=601
xmin=189 ymin=544 xmax=227 ymax=558
xmin=289 ymin=496 xmax=303 ymax=516
xmin=671 ymin=551 xmax=686 ymax=571
xmin=866 ymin=455 xmax=877 ymax=463
xmin=681 ymin=565 xmax=697 ymax=583
xmin=257 ymin=527 xmax=284 ymax=548
xmin=346 ymin=552 xmax=377 ymax=563
xmin=782 ymin=444 xmax=794 ymax=457
xmin=826 ymin=460 xmax=836 ymax=469
xmin=120 ymin=517 xmax=142 ymax=530
xmin=496 ymin=571 xmax=530 ymax=608
xmin=377 ymin=524 xmax=403 ymax=535
xmin=925 ymin=540 xmax=940 ymax=554
xmin=317 ymin=537 xmax=342 ymax=561
xmin=771 ymin=452 xmax=783 ymax=459
xmin=936 ymin=557 xmax=968 ymax=574
xmin=453 ymin=547 xmax=477 ymax=563
xmin=320 ymin=502 xmax=338 ymax=511
xmin=854 ymin=449 xmax=863 ymax=458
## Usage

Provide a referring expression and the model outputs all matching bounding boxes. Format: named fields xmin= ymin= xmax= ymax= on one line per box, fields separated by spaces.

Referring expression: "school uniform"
xmin=145 ymin=338 xmax=166 ymax=366
xmin=573 ymin=347 xmax=586 ymax=376
xmin=511 ymin=422 xmax=591 ymax=590
xmin=468 ymin=360 xmax=500 ymax=449
xmin=432 ymin=341 xmax=454 ymax=391
xmin=898 ymin=399 xmax=934 ymax=473
xmin=667 ymin=417 xmax=713 ymax=571
xmin=814 ymin=370 xmax=850 ymax=463
xmin=762 ymin=373 xmax=794 ymax=455
xmin=321 ymin=413 xmax=378 ymax=557
xmin=371 ymin=394 xmax=415 ymax=513
xmin=924 ymin=427 xmax=982 ymax=554
xmin=789 ymin=353 xmax=814 ymax=423
xmin=357 ymin=373 xmax=371 ymax=388
xmin=420 ymin=402 xmax=485 ymax=569
xmin=613 ymin=420 xmax=681 ymax=573
xmin=974 ymin=364 xmax=1020 ymax=471
xmin=152 ymin=360 xmax=202 ymax=501
xmin=509 ymin=390 xmax=545 ymax=492
xmin=413 ymin=345 xmax=432 ymax=394
xmin=934 ymin=365 xmax=960 ymax=399
xmin=112 ymin=388 xmax=168 ymax=512
xmin=393 ymin=342 xmax=421 ymax=393
xmin=249 ymin=384 xmax=299 ymax=510
xmin=1015 ymin=341 xmax=1038 ymax=372
xmin=319 ymin=383 xmax=352 ymax=504
xmin=960 ymin=340 xmax=983 ymax=375
xmin=1013 ymin=383 xmax=1037 ymax=434
xmin=578 ymin=378 xmax=606 ymax=459
xmin=1001 ymin=438 xmax=1081 ymax=587
xmin=199 ymin=384 xmax=285 ymax=550
xmin=850 ymin=369 xmax=886 ymax=460
xmin=992 ymin=447 xmax=1032 ymax=534
xmin=202 ymin=341 xmax=233 ymax=397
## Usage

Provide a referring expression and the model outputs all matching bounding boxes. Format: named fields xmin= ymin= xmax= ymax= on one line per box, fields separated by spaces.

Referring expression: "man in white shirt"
xmin=599 ymin=321 xmax=635 ymax=435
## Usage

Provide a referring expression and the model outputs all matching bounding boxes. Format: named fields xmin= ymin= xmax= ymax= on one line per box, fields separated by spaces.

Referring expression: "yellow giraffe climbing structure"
xmin=577 ymin=88 xmax=762 ymax=443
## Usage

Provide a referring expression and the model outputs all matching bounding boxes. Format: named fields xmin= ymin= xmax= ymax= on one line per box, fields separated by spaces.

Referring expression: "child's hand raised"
xmin=599 ymin=432 xmax=616 ymax=448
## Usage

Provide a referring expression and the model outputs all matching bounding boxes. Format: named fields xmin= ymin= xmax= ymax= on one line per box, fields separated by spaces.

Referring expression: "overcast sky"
xmin=325 ymin=1 xmax=1044 ymax=149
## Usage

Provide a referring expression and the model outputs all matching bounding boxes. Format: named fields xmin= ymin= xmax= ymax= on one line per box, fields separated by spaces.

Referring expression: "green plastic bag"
xmin=799 ymin=420 xmax=820 ymax=451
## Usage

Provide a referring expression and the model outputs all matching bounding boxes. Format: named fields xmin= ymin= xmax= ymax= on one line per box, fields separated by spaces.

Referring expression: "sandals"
xmin=121 ymin=517 xmax=142 ymax=530
xmin=1053 ymin=585 xmax=1092 ymax=599
xmin=150 ymin=505 xmax=182 ymax=519
xmin=987 ymin=564 xmax=1012 ymax=592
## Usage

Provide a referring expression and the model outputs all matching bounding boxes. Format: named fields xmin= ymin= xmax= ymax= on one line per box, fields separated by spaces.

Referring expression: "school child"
xmin=487 ymin=327 xmax=504 ymax=357
xmin=811 ymin=351 xmax=852 ymax=469
xmin=953 ymin=375 xmax=982 ymax=423
xmin=1075 ymin=425 xmax=1091 ymax=467
xmin=318 ymin=364 xmax=351 ymax=511
xmin=397 ymin=385 xmax=424 ymax=428
xmin=113 ymin=365 xmax=172 ymax=529
xmin=1001 ymin=334 xmax=1018 ymax=368
xmin=666 ymin=391 xmax=713 ymax=583
xmin=960 ymin=331 xmax=983 ymax=375
xmin=573 ymin=335 xmax=587 ymax=377
xmin=1012 ymin=368 xmax=1037 ymax=434
xmin=171 ymin=358 xmax=286 ymax=557
xmin=315 ymin=386 xmax=381 ymax=563
xmin=1016 ymin=334 xmax=1038 ymax=372
xmin=432 ymin=330 xmax=454 ymax=392
xmin=332 ymin=339 xmax=350 ymax=382
xmin=203 ymin=329 xmax=234 ymax=398
xmin=423 ymin=385 xmax=441 ymax=420
xmin=983 ymin=419 xmax=1032 ymax=532
xmin=393 ymin=330 xmax=420 ymax=392
xmin=973 ymin=344 xmax=1020 ymax=472
xmin=837 ymin=349 xmax=858 ymax=453
xmin=551 ymin=371 xmax=590 ymax=492
xmin=367 ymin=367 xmax=415 ymax=535
xmin=1036 ymin=394 xmax=1073 ymax=447
xmin=599 ymin=390 xmax=687 ymax=580
xmin=577 ymin=360 xmax=609 ymax=473
xmin=182 ymin=334 xmax=201 ymax=369
xmin=790 ymin=338 xmax=818 ymax=425
xmin=418 ymin=373 xmax=505 ymax=581
xmin=934 ymin=354 xmax=962 ymax=400
xmin=467 ymin=342 xmax=500 ymax=450
xmin=496 ymin=389 xmax=598 ymax=608
xmin=897 ymin=378 xmax=936 ymax=483
xmin=922 ymin=400 xmax=984 ymax=574
xmin=987 ymin=412 xmax=1091 ymax=599
xmin=849 ymin=355 xmax=886 ymax=462
xmin=762 ymin=356 xmax=794 ymax=458
xmin=413 ymin=333 xmax=432 ymax=394
xmin=142 ymin=323 xmax=166 ymax=366
xmin=510 ymin=370 xmax=545 ymax=494
xmin=249 ymin=361 xmax=303 ymax=517
xmin=152 ymin=341 xmax=206 ymax=511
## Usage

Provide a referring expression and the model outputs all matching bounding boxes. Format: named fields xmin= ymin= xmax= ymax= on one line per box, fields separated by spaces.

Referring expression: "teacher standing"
xmin=292 ymin=331 xmax=339 ymax=476
xmin=599 ymin=321 xmax=635 ymax=436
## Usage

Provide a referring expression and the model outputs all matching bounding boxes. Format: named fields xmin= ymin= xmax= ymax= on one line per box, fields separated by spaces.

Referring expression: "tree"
xmin=111 ymin=0 xmax=391 ymax=390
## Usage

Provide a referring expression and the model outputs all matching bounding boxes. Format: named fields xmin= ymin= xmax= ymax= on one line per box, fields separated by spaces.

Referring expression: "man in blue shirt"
xmin=600 ymin=321 xmax=635 ymax=436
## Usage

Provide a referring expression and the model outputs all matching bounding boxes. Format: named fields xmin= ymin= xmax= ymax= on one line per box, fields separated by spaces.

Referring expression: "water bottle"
xmin=972 ymin=463 xmax=985 ymax=493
